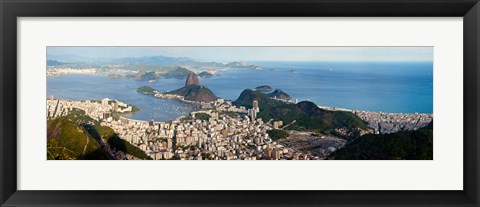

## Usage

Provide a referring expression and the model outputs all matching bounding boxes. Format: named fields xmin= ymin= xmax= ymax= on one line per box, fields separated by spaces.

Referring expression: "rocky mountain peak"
xmin=185 ymin=72 xmax=200 ymax=86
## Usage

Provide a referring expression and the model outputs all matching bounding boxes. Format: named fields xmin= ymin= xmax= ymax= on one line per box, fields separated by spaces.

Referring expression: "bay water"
xmin=47 ymin=61 xmax=433 ymax=121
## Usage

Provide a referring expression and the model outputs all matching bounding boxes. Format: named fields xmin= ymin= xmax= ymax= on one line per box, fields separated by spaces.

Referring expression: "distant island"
xmin=268 ymin=89 xmax=291 ymax=101
xmin=255 ymin=85 xmax=273 ymax=91
xmin=253 ymin=86 xmax=291 ymax=101
xmin=198 ymin=71 xmax=214 ymax=78
xmin=107 ymin=73 xmax=123 ymax=79
xmin=137 ymin=86 xmax=156 ymax=95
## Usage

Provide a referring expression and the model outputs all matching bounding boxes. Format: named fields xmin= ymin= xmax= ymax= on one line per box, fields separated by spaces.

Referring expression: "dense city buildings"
xmin=354 ymin=111 xmax=432 ymax=134
xmin=48 ymin=97 xmax=299 ymax=160
xmin=47 ymin=68 xmax=97 ymax=77
xmin=47 ymin=97 xmax=134 ymax=122
xmin=47 ymin=95 xmax=433 ymax=160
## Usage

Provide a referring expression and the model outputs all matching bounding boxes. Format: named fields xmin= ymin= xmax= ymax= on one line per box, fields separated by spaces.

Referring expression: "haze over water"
xmin=47 ymin=61 xmax=433 ymax=122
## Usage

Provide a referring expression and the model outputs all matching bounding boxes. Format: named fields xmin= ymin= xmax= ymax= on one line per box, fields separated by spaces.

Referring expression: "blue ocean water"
xmin=47 ymin=75 xmax=200 ymax=122
xmin=47 ymin=61 xmax=433 ymax=121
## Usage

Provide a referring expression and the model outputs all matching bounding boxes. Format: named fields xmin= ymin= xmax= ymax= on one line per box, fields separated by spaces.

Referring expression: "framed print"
xmin=1 ymin=0 xmax=479 ymax=206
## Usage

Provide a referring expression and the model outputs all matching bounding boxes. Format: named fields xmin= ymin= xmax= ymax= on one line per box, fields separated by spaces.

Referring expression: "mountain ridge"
xmin=47 ymin=55 xmax=258 ymax=71
xmin=233 ymin=89 xmax=368 ymax=138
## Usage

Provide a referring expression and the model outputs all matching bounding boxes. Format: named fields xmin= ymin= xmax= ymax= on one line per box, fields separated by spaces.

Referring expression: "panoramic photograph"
xmin=46 ymin=46 xmax=433 ymax=160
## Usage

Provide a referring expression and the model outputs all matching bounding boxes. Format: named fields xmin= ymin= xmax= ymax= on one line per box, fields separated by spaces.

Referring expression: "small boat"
xmin=149 ymin=79 xmax=157 ymax=83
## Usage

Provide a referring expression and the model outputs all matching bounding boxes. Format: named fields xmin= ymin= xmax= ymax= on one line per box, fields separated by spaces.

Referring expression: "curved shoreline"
xmin=316 ymin=104 xmax=432 ymax=115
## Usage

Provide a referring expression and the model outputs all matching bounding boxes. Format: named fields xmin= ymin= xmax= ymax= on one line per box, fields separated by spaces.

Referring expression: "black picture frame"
xmin=1 ymin=0 xmax=479 ymax=206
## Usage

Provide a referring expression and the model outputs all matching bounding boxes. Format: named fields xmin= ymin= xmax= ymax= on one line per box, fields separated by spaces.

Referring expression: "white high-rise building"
xmin=101 ymin=98 xmax=109 ymax=106
xmin=253 ymin=100 xmax=259 ymax=113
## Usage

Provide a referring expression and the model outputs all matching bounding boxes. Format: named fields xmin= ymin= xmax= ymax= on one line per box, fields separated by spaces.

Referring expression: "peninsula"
xmin=138 ymin=72 xmax=217 ymax=103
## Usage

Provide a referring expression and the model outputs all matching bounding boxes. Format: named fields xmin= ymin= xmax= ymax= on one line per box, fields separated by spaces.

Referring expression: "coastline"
xmin=50 ymin=94 xmax=433 ymax=121
xmin=130 ymin=92 xmax=433 ymax=135
xmin=50 ymin=95 xmax=433 ymax=133
xmin=118 ymin=116 xmax=157 ymax=124
xmin=138 ymin=90 xmax=213 ymax=108
xmin=316 ymin=104 xmax=432 ymax=115
xmin=46 ymin=66 xmax=244 ymax=78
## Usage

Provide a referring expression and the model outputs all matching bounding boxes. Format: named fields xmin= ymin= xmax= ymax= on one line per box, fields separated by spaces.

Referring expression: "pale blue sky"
xmin=47 ymin=47 xmax=433 ymax=62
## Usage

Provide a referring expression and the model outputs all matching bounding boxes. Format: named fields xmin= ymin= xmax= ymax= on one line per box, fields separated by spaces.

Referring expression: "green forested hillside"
xmin=47 ymin=116 xmax=111 ymax=160
xmin=162 ymin=67 xmax=192 ymax=78
xmin=267 ymin=129 xmax=289 ymax=140
xmin=233 ymin=89 xmax=367 ymax=135
xmin=233 ymin=89 xmax=284 ymax=109
xmin=333 ymin=122 xmax=433 ymax=160
xmin=83 ymin=125 xmax=152 ymax=160
xmin=47 ymin=109 xmax=151 ymax=160
xmin=268 ymin=89 xmax=291 ymax=101
xmin=137 ymin=86 xmax=157 ymax=95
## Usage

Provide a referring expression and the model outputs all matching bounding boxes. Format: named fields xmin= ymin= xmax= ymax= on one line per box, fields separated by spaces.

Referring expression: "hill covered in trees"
xmin=233 ymin=89 xmax=284 ymax=109
xmin=162 ymin=67 xmax=193 ymax=79
xmin=47 ymin=109 xmax=151 ymax=160
xmin=198 ymin=71 xmax=214 ymax=78
xmin=268 ymin=89 xmax=291 ymax=101
xmin=332 ymin=122 xmax=433 ymax=160
xmin=137 ymin=86 xmax=157 ymax=95
xmin=83 ymin=124 xmax=152 ymax=160
xmin=255 ymin=85 xmax=273 ymax=91
xmin=233 ymin=89 xmax=367 ymax=137
xmin=47 ymin=116 xmax=110 ymax=160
